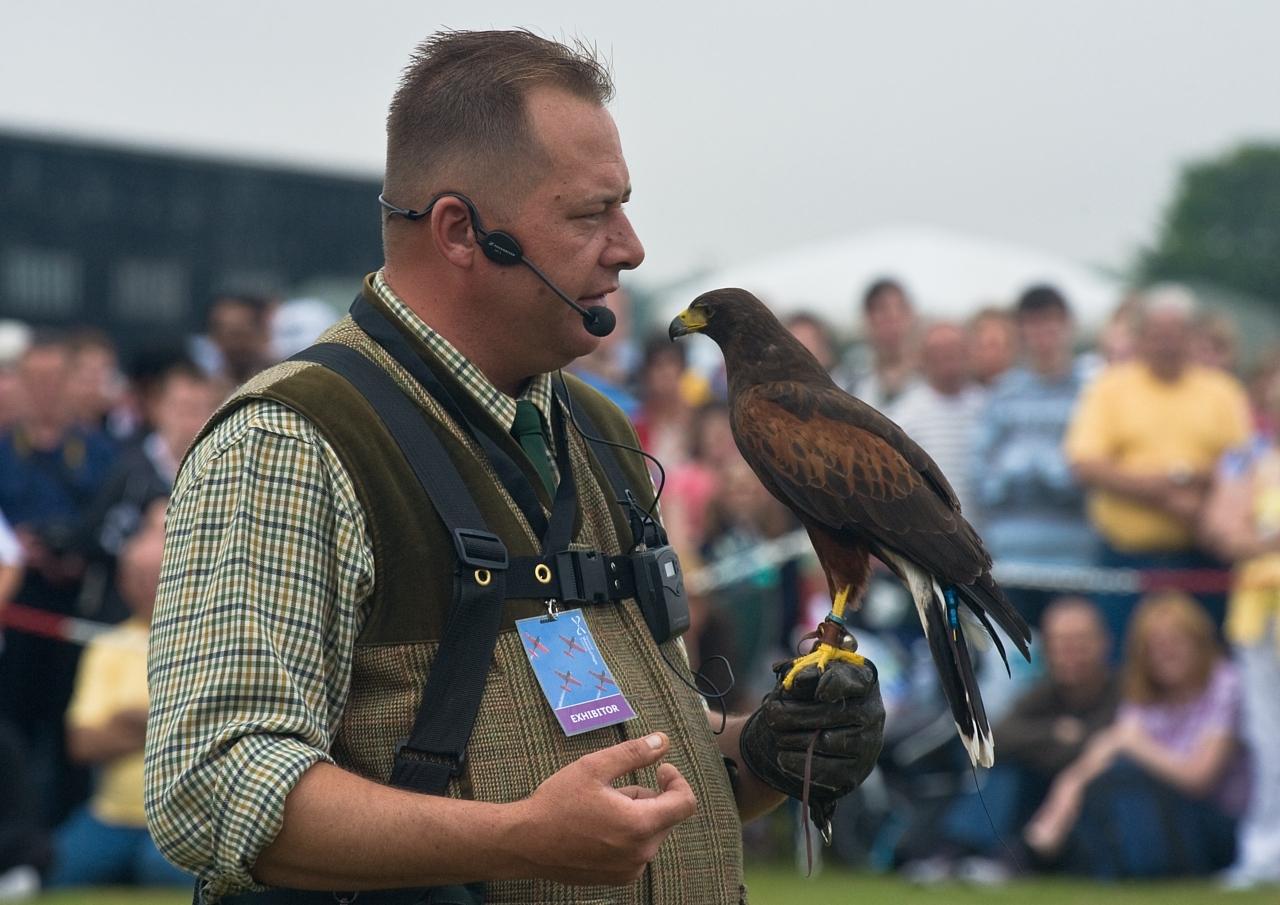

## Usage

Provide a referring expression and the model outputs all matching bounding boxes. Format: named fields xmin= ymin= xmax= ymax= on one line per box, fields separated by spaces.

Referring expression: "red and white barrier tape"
xmin=1 ymin=603 xmax=113 ymax=646
xmin=685 ymin=528 xmax=1233 ymax=596
xmin=0 ymin=538 xmax=1234 ymax=646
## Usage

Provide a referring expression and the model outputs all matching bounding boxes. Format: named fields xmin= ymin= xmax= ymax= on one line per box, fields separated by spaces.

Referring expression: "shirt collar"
xmin=370 ymin=270 xmax=555 ymax=432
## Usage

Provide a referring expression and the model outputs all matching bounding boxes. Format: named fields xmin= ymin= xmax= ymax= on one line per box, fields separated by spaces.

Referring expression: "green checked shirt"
xmin=144 ymin=272 xmax=557 ymax=899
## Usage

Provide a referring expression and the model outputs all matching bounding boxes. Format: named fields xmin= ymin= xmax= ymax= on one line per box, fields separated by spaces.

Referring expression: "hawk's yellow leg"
xmin=781 ymin=585 xmax=866 ymax=690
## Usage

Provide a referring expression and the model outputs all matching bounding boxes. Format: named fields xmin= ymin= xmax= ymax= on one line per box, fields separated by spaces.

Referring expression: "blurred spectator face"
xmin=116 ymin=499 xmax=167 ymax=621
xmin=969 ymin=311 xmax=1017 ymax=385
xmin=1143 ymin=621 xmax=1199 ymax=693
xmin=1125 ymin=591 xmax=1217 ymax=702
xmin=1190 ymin=312 xmax=1239 ymax=374
xmin=864 ymin=286 xmax=915 ymax=356
xmin=786 ymin=314 xmax=838 ymax=371
xmin=17 ymin=342 xmax=72 ymax=428
xmin=719 ymin=459 xmax=771 ymax=526
xmin=640 ymin=344 xmax=686 ymax=405
xmin=1137 ymin=306 xmax=1193 ymax=379
xmin=67 ymin=334 xmax=122 ymax=427
xmin=1018 ymin=305 xmax=1072 ymax=375
xmin=151 ymin=369 xmax=221 ymax=457
xmin=920 ymin=323 xmax=970 ymax=395
xmin=1041 ymin=598 xmax=1109 ymax=691
xmin=691 ymin=404 xmax=739 ymax=468
xmin=209 ymin=297 xmax=270 ymax=379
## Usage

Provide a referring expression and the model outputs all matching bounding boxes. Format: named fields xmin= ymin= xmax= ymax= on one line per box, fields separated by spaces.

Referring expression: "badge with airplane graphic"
xmin=516 ymin=609 xmax=636 ymax=736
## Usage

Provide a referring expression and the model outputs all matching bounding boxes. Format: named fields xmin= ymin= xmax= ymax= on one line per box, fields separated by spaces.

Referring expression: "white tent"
xmin=655 ymin=225 xmax=1124 ymax=335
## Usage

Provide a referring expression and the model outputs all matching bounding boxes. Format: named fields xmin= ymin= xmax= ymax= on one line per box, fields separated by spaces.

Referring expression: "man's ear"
xmin=431 ymin=196 xmax=480 ymax=268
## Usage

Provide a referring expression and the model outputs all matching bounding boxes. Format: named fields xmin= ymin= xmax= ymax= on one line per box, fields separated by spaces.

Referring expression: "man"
xmin=1065 ymin=285 xmax=1251 ymax=644
xmin=889 ymin=321 xmax=986 ymax=516
xmin=971 ymin=286 xmax=1097 ymax=627
xmin=146 ymin=31 xmax=882 ymax=904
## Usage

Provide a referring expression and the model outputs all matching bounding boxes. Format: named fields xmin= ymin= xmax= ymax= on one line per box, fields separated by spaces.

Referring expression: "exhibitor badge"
xmin=515 ymin=609 xmax=636 ymax=736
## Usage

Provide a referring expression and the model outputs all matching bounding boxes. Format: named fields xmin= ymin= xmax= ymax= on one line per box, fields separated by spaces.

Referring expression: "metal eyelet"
xmin=474 ymin=569 xmax=492 ymax=586
xmin=534 ymin=563 xmax=553 ymax=585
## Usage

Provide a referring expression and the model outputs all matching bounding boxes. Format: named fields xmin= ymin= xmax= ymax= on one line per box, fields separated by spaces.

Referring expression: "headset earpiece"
xmin=479 ymin=231 xmax=523 ymax=266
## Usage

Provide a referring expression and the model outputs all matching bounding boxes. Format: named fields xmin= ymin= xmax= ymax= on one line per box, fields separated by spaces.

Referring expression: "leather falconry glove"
xmin=738 ymin=656 xmax=884 ymax=837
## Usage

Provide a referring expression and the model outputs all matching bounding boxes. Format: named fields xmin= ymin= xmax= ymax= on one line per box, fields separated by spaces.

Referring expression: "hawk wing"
xmin=732 ymin=380 xmax=1029 ymax=666
xmin=731 ymin=380 xmax=987 ymax=584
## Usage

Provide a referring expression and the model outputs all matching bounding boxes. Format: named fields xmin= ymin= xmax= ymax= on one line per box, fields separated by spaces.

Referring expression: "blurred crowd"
xmin=0 ymin=276 xmax=1277 ymax=892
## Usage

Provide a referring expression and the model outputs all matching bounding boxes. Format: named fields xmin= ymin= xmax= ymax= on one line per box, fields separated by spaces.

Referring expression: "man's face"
xmin=920 ymin=324 xmax=969 ymax=395
xmin=970 ymin=316 xmax=1016 ymax=384
xmin=865 ymin=290 xmax=914 ymax=353
xmin=491 ymin=88 xmax=645 ymax=372
xmin=1138 ymin=308 xmax=1192 ymax=375
xmin=151 ymin=373 xmax=221 ymax=455
xmin=209 ymin=301 xmax=267 ymax=372
xmin=1018 ymin=308 xmax=1071 ymax=373
xmin=18 ymin=345 xmax=71 ymax=423
xmin=1042 ymin=603 xmax=1108 ymax=691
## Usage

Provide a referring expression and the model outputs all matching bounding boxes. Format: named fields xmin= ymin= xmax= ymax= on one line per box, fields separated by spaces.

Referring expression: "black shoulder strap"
xmin=292 ymin=343 xmax=506 ymax=796
xmin=350 ymin=295 xmax=552 ymax=542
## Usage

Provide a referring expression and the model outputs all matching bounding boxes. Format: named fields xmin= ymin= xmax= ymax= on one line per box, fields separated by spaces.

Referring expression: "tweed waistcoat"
xmin=201 ymin=289 xmax=746 ymax=905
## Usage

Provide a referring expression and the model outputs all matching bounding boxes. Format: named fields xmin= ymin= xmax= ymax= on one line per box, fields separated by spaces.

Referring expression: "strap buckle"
xmin=394 ymin=737 xmax=467 ymax=777
xmin=451 ymin=528 xmax=508 ymax=570
xmin=553 ymin=549 xmax=611 ymax=604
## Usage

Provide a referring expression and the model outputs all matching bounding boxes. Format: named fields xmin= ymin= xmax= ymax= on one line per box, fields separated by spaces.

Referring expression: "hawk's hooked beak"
xmin=669 ymin=306 xmax=708 ymax=341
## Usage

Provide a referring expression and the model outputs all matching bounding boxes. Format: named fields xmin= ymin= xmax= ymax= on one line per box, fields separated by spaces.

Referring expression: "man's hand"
xmin=510 ymin=732 xmax=698 ymax=887
xmin=738 ymin=659 xmax=884 ymax=830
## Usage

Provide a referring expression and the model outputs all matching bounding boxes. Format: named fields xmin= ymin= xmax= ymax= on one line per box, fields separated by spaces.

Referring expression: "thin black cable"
xmin=555 ymin=370 xmax=666 ymax=530
xmin=969 ymin=760 xmax=1022 ymax=870
xmin=657 ymin=645 xmax=736 ymax=735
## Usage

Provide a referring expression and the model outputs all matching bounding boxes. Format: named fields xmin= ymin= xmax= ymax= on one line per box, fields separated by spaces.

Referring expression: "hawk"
xmin=670 ymin=288 xmax=1031 ymax=766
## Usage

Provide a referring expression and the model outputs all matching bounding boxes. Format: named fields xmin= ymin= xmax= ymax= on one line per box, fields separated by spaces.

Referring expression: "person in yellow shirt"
xmin=1064 ymin=286 xmax=1251 ymax=650
xmin=49 ymin=499 xmax=187 ymax=887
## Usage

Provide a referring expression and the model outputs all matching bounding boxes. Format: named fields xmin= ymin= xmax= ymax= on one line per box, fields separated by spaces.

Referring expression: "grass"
xmin=26 ymin=867 xmax=1280 ymax=904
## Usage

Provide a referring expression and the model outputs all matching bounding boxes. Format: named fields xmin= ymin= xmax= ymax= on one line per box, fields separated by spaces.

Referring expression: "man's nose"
xmin=604 ymin=211 xmax=645 ymax=272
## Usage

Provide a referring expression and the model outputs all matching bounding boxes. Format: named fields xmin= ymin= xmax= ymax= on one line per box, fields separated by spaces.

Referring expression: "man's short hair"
xmin=1136 ymin=283 xmax=1197 ymax=328
xmin=384 ymin=30 xmax=614 ymax=212
xmin=861 ymin=277 xmax=908 ymax=316
xmin=208 ymin=293 xmax=271 ymax=327
xmin=1015 ymin=284 xmax=1070 ymax=320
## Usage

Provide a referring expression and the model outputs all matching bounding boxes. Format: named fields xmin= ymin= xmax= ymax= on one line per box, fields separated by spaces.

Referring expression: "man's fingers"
xmin=580 ymin=733 xmax=669 ymax=782
xmin=633 ymin=763 xmax=697 ymax=829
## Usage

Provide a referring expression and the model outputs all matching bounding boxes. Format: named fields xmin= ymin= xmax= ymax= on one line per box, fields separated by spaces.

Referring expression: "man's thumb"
xmin=584 ymin=732 xmax=669 ymax=781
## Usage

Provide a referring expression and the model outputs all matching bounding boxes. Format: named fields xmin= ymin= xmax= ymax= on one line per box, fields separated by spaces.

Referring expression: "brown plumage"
xmin=670 ymin=288 xmax=1031 ymax=767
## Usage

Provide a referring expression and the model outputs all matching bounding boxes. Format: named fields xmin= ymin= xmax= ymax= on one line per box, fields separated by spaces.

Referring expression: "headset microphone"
xmin=380 ymin=191 xmax=617 ymax=338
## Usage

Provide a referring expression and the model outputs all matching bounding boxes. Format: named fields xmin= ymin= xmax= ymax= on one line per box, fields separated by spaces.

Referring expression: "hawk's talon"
xmin=780 ymin=641 xmax=867 ymax=690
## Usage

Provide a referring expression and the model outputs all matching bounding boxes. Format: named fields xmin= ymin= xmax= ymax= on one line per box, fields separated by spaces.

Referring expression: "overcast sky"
xmin=4 ymin=1 xmax=1279 ymax=288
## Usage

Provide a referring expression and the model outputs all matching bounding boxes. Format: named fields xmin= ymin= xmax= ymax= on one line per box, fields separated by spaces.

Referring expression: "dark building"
xmin=0 ymin=130 xmax=382 ymax=353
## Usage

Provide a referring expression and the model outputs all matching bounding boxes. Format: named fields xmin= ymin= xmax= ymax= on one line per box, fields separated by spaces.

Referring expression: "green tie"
xmin=511 ymin=399 xmax=556 ymax=496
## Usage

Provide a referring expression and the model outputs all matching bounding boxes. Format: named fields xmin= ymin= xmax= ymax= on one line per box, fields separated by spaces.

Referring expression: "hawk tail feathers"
xmin=883 ymin=551 xmax=995 ymax=768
